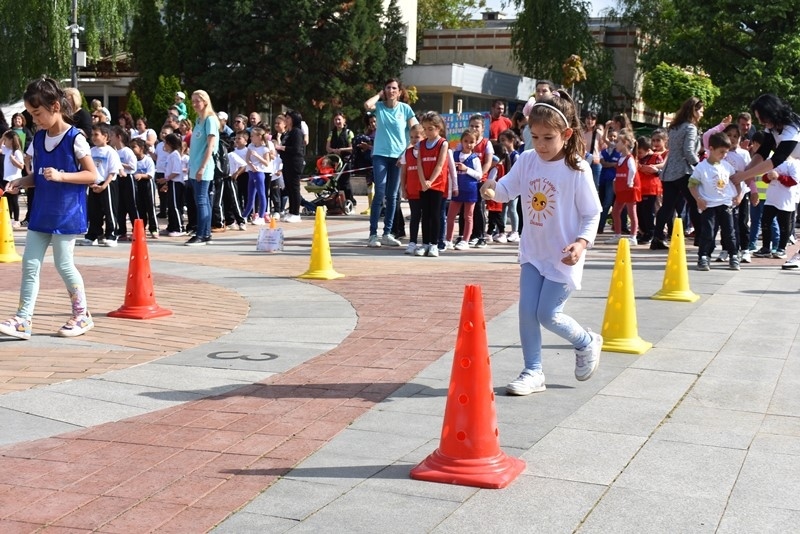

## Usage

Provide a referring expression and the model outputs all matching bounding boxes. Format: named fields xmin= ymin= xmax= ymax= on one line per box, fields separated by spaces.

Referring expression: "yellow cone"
xmin=298 ymin=207 xmax=344 ymax=280
xmin=0 ymin=196 xmax=22 ymax=263
xmin=601 ymin=238 xmax=652 ymax=354
xmin=651 ymin=218 xmax=699 ymax=302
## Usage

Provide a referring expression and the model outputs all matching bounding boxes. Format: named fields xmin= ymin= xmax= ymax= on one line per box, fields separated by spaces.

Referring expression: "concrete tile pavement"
xmin=0 ymin=207 xmax=798 ymax=532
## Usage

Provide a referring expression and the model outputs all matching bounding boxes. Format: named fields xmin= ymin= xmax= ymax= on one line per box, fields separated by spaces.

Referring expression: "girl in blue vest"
xmin=445 ymin=130 xmax=483 ymax=250
xmin=0 ymin=77 xmax=99 ymax=340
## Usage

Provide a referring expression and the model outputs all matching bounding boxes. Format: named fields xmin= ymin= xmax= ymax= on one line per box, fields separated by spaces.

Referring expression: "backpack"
xmin=213 ymin=137 xmax=229 ymax=179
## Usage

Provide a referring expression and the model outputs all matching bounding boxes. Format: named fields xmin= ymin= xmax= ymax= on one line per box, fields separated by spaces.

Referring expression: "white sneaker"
xmin=427 ymin=245 xmax=439 ymax=257
xmin=716 ymin=250 xmax=729 ymax=262
xmin=605 ymin=234 xmax=621 ymax=244
xmin=252 ymin=217 xmax=266 ymax=226
xmin=506 ymin=370 xmax=546 ymax=395
xmin=485 ymin=234 xmax=493 ymax=243
xmin=790 ymin=234 xmax=797 ymax=245
xmin=444 ymin=241 xmax=455 ymax=250
xmin=272 ymin=212 xmax=281 ymax=221
xmin=783 ymin=252 xmax=800 ymax=270
xmin=284 ymin=214 xmax=302 ymax=223
xmin=414 ymin=245 xmax=426 ymax=256
xmin=575 ymin=330 xmax=602 ymax=381
xmin=381 ymin=234 xmax=401 ymax=246
xmin=405 ymin=242 xmax=417 ymax=255
xmin=103 ymin=238 xmax=118 ymax=247
xmin=495 ymin=233 xmax=508 ymax=243
xmin=77 ymin=238 xmax=97 ymax=246
xmin=454 ymin=240 xmax=469 ymax=251
xmin=368 ymin=235 xmax=381 ymax=248
xmin=167 ymin=231 xmax=184 ymax=237
xmin=740 ymin=250 xmax=751 ymax=263
xmin=628 ymin=236 xmax=638 ymax=246
xmin=507 ymin=232 xmax=520 ymax=243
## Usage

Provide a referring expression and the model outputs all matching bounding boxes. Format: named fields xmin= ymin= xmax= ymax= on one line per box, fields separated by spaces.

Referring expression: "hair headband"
xmin=532 ymin=103 xmax=569 ymax=127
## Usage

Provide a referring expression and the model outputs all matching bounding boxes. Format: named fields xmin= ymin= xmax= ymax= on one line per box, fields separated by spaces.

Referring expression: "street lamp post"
xmin=68 ymin=0 xmax=84 ymax=89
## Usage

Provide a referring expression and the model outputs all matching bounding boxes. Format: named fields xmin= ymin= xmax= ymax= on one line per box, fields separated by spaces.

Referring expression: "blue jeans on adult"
xmin=590 ymin=162 xmax=602 ymax=190
xmin=598 ymin=180 xmax=614 ymax=233
xmin=191 ymin=179 xmax=213 ymax=239
xmin=518 ymin=262 xmax=591 ymax=373
xmin=369 ymin=154 xmax=400 ymax=237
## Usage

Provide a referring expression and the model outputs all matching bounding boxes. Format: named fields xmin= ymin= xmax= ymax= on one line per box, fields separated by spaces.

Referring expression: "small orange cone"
xmin=298 ymin=207 xmax=343 ymax=280
xmin=601 ymin=238 xmax=652 ymax=354
xmin=411 ymin=285 xmax=525 ymax=489
xmin=0 ymin=196 xmax=22 ymax=263
xmin=652 ymin=218 xmax=700 ymax=302
xmin=108 ymin=219 xmax=172 ymax=320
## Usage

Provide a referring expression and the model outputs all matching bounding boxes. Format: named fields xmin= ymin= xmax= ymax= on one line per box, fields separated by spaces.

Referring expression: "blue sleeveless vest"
xmin=29 ymin=127 xmax=88 ymax=235
xmin=452 ymin=150 xmax=481 ymax=203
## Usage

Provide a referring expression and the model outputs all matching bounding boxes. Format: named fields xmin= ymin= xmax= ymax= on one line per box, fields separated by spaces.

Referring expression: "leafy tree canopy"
xmin=0 ymin=0 xmax=133 ymax=103
xmin=417 ymin=0 xmax=487 ymax=45
xmin=617 ymin=0 xmax=800 ymax=119
xmin=509 ymin=0 xmax=615 ymax=116
xmin=642 ymin=62 xmax=720 ymax=114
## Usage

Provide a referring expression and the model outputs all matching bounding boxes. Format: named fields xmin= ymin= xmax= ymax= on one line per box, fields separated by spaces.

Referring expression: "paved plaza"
xmin=1 ymin=199 xmax=799 ymax=533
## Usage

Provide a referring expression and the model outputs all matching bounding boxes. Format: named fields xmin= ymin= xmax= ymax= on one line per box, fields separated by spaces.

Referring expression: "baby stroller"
xmin=302 ymin=154 xmax=354 ymax=215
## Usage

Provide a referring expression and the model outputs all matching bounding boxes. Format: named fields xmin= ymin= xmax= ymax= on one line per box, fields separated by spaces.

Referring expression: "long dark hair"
xmin=286 ymin=110 xmax=303 ymax=130
xmin=671 ymin=97 xmax=703 ymax=129
xmin=750 ymin=93 xmax=800 ymax=132
xmin=23 ymin=77 xmax=73 ymax=119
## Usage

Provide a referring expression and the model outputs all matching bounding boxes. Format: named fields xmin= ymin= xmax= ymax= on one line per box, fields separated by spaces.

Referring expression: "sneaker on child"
xmin=729 ymin=255 xmax=740 ymax=271
xmin=0 ymin=316 xmax=32 ymax=340
xmin=427 ymin=245 xmax=439 ymax=257
xmin=716 ymin=250 xmax=729 ymax=262
xmin=506 ymin=370 xmax=546 ymax=395
xmin=368 ymin=235 xmax=381 ymax=248
xmin=454 ymin=240 xmax=469 ymax=251
xmin=575 ymin=330 xmax=602 ymax=381
xmin=740 ymin=250 xmax=752 ymax=263
xmin=58 ymin=313 xmax=94 ymax=337
xmin=697 ymin=256 xmax=710 ymax=271
xmin=381 ymin=234 xmax=401 ymax=246
xmin=507 ymin=232 xmax=520 ymax=243
xmin=405 ymin=242 xmax=416 ymax=255
xmin=782 ymin=252 xmax=800 ymax=270
xmin=773 ymin=249 xmax=787 ymax=259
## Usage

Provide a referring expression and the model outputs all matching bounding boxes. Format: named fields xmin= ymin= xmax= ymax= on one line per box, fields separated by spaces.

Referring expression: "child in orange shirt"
xmin=636 ymin=135 xmax=665 ymax=244
xmin=417 ymin=112 xmax=450 ymax=257
xmin=400 ymin=124 xmax=424 ymax=254
xmin=607 ymin=129 xmax=640 ymax=245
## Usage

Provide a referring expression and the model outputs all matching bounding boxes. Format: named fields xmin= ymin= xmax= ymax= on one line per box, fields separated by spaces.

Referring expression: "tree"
xmin=126 ymin=90 xmax=144 ymax=120
xmin=153 ymin=76 xmax=182 ymax=121
xmin=383 ymin=0 xmax=409 ymax=81
xmin=416 ymin=0 xmax=487 ymax=47
xmin=129 ymin=0 xmax=171 ymax=121
xmin=618 ymin=0 xmax=800 ymax=117
xmin=642 ymin=62 xmax=719 ymax=115
xmin=0 ymin=0 xmax=134 ymax=103
xmin=509 ymin=0 xmax=615 ymax=115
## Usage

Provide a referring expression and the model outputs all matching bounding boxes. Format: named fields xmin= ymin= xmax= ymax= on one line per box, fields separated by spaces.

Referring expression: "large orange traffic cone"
xmin=0 ymin=196 xmax=22 ymax=263
xmin=652 ymin=218 xmax=700 ymax=302
xmin=411 ymin=285 xmax=525 ymax=489
xmin=298 ymin=207 xmax=343 ymax=280
xmin=108 ymin=219 xmax=172 ymax=320
xmin=601 ymin=238 xmax=652 ymax=354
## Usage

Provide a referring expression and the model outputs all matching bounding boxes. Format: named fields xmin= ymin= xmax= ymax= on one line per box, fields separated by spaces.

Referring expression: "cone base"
xmin=651 ymin=290 xmax=700 ymax=303
xmin=410 ymin=449 xmax=526 ymax=489
xmin=602 ymin=337 xmax=652 ymax=355
xmin=298 ymin=269 xmax=344 ymax=280
xmin=108 ymin=305 xmax=173 ymax=320
xmin=0 ymin=252 xmax=22 ymax=263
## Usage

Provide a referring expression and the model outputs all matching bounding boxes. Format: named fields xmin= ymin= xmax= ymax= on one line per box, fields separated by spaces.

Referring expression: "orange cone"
xmin=108 ymin=219 xmax=172 ymax=320
xmin=0 ymin=196 xmax=21 ymax=263
xmin=410 ymin=284 xmax=525 ymax=489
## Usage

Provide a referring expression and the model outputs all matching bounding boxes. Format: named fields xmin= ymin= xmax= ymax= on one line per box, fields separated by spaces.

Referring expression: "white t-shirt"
xmin=246 ymin=143 xmax=271 ymax=173
xmin=1 ymin=146 xmax=23 ymax=180
xmin=690 ymin=159 xmax=737 ymax=207
xmin=90 ymin=145 xmax=122 ymax=184
xmin=769 ymin=124 xmax=800 ymax=159
xmin=725 ymin=147 xmax=751 ymax=172
xmin=767 ymin=158 xmax=800 ymax=211
xmin=117 ymin=146 xmax=137 ymax=176
xmin=227 ymin=151 xmax=246 ymax=176
xmin=164 ymin=150 xmax=183 ymax=182
xmin=135 ymin=155 xmax=155 ymax=178
xmin=494 ymin=152 xmax=601 ymax=290
xmin=26 ymin=128 xmax=91 ymax=161
xmin=181 ymin=154 xmax=190 ymax=181
xmin=154 ymin=141 xmax=168 ymax=173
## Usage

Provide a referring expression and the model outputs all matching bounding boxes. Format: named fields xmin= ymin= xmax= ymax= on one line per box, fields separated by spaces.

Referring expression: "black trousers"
xmin=762 ymin=204 xmax=793 ymax=252
xmin=698 ymin=204 xmax=736 ymax=258
xmin=420 ymin=189 xmax=443 ymax=245
xmin=136 ymin=178 xmax=159 ymax=233
xmin=87 ymin=181 xmax=119 ymax=240
xmin=166 ymin=181 xmax=185 ymax=233
xmin=117 ymin=175 xmax=139 ymax=237
xmin=654 ymin=175 xmax=700 ymax=242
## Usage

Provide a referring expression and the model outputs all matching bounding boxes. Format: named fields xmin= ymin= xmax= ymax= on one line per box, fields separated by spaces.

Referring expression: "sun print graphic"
xmin=526 ymin=177 xmax=556 ymax=224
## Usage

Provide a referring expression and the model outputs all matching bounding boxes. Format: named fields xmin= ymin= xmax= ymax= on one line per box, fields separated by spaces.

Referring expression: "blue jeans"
xmin=749 ymin=199 xmax=779 ymax=250
xmin=19 ymin=230 xmax=87 ymax=320
xmin=190 ymin=179 xmax=213 ymax=238
xmin=369 ymin=155 xmax=400 ymax=236
xmin=506 ymin=197 xmax=520 ymax=233
xmin=598 ymin=180 xmax=614 ymax=232
xmin=519 ymin=262 xmax=590 ymax=372
xmin=590 ymin=162 xmax=602 ymax=190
